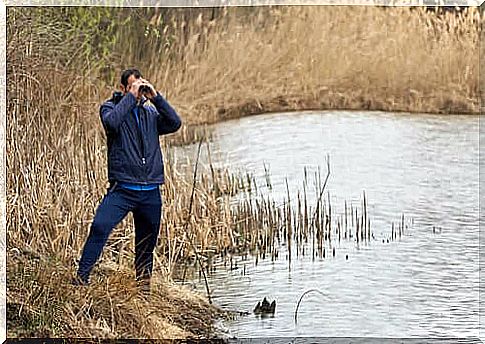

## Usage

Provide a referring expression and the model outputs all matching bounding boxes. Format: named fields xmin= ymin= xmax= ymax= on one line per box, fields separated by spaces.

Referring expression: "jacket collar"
xmin=140 ymin=96 xmax=148 ymax=106
xmin=136 ymin=96 xmax=148 ymax=107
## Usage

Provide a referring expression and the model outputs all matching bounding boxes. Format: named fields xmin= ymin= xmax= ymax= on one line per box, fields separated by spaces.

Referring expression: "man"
xmin=74 ymin=68 xmax=182 ymax=295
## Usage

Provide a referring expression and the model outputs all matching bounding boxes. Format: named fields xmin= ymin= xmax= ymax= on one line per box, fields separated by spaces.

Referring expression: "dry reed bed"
xmin=139 ymin=6 xmax=480 ymax=125
xmin=171 ymin=162 xmax=410 ymax=286
xmin=42 ymin=6 xmax=480 ymax=129
xmin=163 ymin=156 xmax=411 ymax=280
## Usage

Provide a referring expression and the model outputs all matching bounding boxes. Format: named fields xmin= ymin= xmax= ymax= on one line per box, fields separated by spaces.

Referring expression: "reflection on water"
xmin=172 ymin=111 xmax=479 ymax=338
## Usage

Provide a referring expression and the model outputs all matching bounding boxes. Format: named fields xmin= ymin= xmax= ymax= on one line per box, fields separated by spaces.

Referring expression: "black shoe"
xmin=71 ymin=275 xmax=89 ymax=286
xmin=136 ymin=278 xmax=151 ymax=298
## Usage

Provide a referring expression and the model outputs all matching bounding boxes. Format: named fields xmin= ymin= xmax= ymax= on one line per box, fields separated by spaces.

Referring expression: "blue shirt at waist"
xmin=118 ymin=182 xmax=160 ymax=191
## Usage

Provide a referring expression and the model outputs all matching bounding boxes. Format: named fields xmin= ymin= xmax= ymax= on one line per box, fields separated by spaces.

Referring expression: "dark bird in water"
xmin=254 ymin=297 xmax=276 ymax=315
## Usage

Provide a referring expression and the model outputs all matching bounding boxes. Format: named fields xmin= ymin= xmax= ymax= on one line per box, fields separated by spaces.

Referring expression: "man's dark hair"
xmin=121 ymin=68 xmax=142 ymax=88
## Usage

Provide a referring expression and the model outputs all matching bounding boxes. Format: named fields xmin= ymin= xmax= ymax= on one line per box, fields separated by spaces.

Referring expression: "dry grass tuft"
xmin=7 ymin=248 xmax=224 ymax=338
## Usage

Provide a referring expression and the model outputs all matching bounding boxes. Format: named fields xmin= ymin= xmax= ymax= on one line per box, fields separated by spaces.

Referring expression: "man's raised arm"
xmin=151 ymin=92 xmax=182 ymax=135
xmin=100 ymin=92 xmax=137 ymax=134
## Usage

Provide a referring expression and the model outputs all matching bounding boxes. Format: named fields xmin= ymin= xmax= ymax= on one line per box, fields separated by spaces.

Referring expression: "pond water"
xmin=171 ymin=111 xmax=480 ymax=339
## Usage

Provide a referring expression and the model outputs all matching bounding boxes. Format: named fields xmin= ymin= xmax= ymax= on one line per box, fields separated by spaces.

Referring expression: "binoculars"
xmin=139 ymin=85 xmax=151 ymax=94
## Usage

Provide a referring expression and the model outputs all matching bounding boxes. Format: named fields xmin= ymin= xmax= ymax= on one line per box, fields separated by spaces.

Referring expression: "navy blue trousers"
xmin=77 ymin=184 xmax=162 ymax=283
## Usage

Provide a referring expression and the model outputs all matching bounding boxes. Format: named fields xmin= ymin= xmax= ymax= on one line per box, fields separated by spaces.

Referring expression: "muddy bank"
xmin=167 ymin=90 xmax=478 ymax=146
xmin=211 ymin=91 xmax=478 ymax=124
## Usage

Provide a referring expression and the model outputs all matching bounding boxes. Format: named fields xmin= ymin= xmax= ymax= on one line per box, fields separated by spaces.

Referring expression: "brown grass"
xmin=139 ymin=6 xmax=480 ymax=125
xmin=7 ymin=248 xmax=224 ymax=338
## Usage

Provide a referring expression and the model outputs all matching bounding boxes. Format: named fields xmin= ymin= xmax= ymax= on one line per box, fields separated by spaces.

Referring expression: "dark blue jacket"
xmin=100 ymin=91 xmax=182 ymax=185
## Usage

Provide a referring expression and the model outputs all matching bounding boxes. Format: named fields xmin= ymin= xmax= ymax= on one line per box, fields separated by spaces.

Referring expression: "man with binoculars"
xmin=73 ymin=68 xmax=182 ymax=297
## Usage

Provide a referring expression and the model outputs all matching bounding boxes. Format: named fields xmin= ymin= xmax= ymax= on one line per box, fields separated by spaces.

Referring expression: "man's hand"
xmin=129 ymin=79 xmax=144 ymax=99
xmin=139 ymin=78 xmax=157 ymax=100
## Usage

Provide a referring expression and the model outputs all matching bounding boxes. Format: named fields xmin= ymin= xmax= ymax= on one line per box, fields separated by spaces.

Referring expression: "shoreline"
xmin=206 ymin=92 xmax=479 ymax=125
xmin=167 ymin=92 xmax=479 ymax=146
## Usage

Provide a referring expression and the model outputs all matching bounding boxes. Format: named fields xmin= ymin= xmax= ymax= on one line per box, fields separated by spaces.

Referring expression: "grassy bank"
xmin=6 ymin=5 xmax=481 ymax=339
xmin=7 ymin=248 xmax=225 ymax=338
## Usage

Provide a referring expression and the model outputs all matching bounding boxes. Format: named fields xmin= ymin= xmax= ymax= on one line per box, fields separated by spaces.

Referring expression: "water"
xmin=172 ymin=111 xmax=479 ymax=339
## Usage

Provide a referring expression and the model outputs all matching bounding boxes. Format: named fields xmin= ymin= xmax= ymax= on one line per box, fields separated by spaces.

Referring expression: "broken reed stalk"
xmin=286 ymin=178 xmax=292 ymax=266
xmin=309 ymin=155 xmax=331 ymax=231
xmin=206 ymin=140 xmax=220 ymax=197
xmin=327 ymin=192 xmax=331 ymax=242
xmin=363 ymin=191 xmax=368 ymax=241
xmin=401 ymin=213 xmax=405 ymax=237
xmin=181 ymin=139 xmax=212 ymax=304
xmin=294 ymin=288 xmax=327 ymax=324
xmin=344 ymin=201 xmax=347 ymax=239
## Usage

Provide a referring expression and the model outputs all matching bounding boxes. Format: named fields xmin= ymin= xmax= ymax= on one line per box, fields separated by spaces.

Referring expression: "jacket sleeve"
xmin=100 ymin=92 xmax=137 ymax=134
xmin=151 ymin=92 xmax=182 ymax=135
